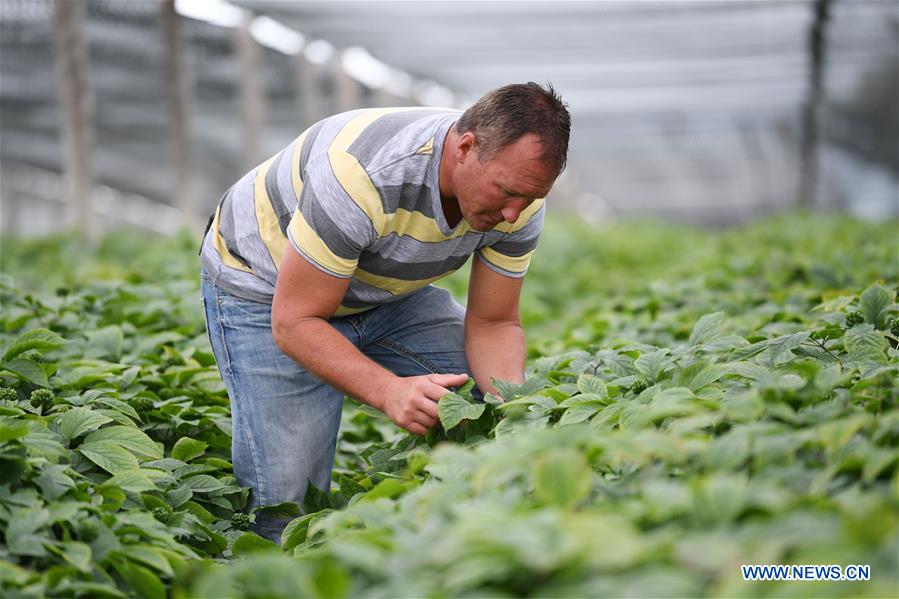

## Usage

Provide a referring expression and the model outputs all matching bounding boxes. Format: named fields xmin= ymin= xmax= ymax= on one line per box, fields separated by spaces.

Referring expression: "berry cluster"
xmin=0 ymin=387 xmax=18 ymax=404
xmin=630 ymin=379 xmax=649 ymax=395
xmin=152 ymin=507 xmax=168 ymax=521
xmin=30 ymin=389 xmax=55 ymax=410
xmin=75 ymin=520 xmax=99 ymax=543
xmin=844 ymin=312 xmax=865 ymax=328
xmin=231 ymin=512 xmax=251 ymax=530
xmin=889 ymin=317 xmax=899 ymax=338
xmin=131 ymin=396 xmax=155 ymax=413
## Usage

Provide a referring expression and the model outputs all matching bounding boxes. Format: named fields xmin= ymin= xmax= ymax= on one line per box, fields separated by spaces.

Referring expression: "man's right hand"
xmin=381 ymin=373 xmax=470 ymax=435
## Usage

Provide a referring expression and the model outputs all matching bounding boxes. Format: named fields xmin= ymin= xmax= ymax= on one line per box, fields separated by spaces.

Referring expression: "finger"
xmin=413 ymin=399 xmax=438 ymax=422
xmin=412 ymin=412 xmax=437 ymax=430
xmin=427 ymin=373 xmax=469 ymax=387
xmin=422 ymin=382 xmax=456 ymax=403
xmin=407 ymin=422 xmax=427 ymax=436
xmin=415 ymin=395 xmax=440 ymax=419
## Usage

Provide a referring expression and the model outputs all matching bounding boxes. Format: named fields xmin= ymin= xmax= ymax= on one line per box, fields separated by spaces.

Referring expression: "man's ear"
xmin=456 ymin=131 xmax=477 ymax=162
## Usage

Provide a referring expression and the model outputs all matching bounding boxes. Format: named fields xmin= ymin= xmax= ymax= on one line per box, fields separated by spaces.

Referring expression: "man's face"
xmin=455 ymin=133 xmax=557 ymax=232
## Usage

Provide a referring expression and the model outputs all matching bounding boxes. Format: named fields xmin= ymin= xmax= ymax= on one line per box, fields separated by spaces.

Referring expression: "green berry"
xmin=231 ymin=512 xmax=251 ymax=530
xmin=153 ymin=507 xmax=168 ymax=521
xmin=131 ymin=396 xmax=155 ymax=413
xmin=630 ymin=379 xmax=649 ymax=394
xmin=158 ymin=389 xmax=175 ymax=400
xmin=30 ymin=389 xmax=55 ymax=410
xmin=75 ymin=520 xmax=99 ymax=542
xmin=844 ymin=312 xmax=865 ymax=328
xmin=0 ymin=387 xmax=18 ymax=403
xmin=889 ymin=317 xmax=899 ymax=337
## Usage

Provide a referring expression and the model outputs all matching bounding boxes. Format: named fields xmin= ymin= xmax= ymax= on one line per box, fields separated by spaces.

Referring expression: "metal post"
xmin=336 ymin=57 xmax=362 ymax=113
xmin=52 ymin=0 xmax=96 ymax=239
xmin=236 ymin=11 xmax=266 ymax=170
xmin=294 ymin=53 xmax=323 ymax=129
xmin=799 ymin=0 xmax=834 ymax=209
xmin=161 ymin=0 xmax=196 ymax=232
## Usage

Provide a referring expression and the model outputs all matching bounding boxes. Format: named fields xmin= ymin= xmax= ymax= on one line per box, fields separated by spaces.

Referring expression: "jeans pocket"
xmin=200 ymin=295 xmax=215 ymax=353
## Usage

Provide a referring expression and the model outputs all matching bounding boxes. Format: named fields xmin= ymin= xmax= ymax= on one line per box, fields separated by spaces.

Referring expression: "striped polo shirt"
xmin=200 ymin=107 xmax=545 ymax=316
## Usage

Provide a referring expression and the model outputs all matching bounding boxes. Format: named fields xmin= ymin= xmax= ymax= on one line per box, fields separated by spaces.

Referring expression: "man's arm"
xmin=271 ymin=247 xmax=467 ymax=435
xmin=464 ymin=256 xmax=528 ymax=397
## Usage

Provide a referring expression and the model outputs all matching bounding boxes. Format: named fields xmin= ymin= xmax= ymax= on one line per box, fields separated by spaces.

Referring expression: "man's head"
xmin=442 ymin=82 xmax=570 ymax=232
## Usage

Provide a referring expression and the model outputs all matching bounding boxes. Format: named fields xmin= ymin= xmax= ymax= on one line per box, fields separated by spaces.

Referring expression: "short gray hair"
xmin=455 ymin=82 xmax=570 ymax=176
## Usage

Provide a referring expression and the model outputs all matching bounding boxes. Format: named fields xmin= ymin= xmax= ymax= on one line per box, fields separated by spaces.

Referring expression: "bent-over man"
xmin=200 ymin=82 xmax=570 ymax=541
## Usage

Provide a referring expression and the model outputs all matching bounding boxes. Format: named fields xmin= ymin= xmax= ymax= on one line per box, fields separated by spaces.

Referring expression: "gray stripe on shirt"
xmin=357 ymin=252 xmax=472 ymax=281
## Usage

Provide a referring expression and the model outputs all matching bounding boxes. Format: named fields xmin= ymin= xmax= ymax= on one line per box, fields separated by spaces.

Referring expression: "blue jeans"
xmin=200 ymin=270 xmax=477 ymax=542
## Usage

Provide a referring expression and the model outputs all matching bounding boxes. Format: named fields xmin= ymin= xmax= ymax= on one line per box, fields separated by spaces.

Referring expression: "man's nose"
xmin=501 ymin=200 xmax=528 ymax=223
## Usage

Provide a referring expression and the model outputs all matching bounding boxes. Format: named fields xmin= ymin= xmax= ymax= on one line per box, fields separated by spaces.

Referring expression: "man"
xmin=200 ymin=82 xmax=570 ymax=541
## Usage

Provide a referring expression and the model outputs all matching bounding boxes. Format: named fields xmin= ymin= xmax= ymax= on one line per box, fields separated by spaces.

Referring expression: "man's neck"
xmin=441 ymin=196 xmax=463 ymax=228
xmin=438 ymin=123 xmax=462 ymax=228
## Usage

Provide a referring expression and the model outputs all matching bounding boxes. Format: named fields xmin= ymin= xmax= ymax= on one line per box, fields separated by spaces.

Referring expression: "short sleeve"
xmin=286 ymin=155 xmax=377 ymax=277
xmin=476 ymin=200 xmax=545 ymax=278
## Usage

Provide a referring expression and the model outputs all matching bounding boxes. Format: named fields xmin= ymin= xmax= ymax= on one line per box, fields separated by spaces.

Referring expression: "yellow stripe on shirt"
xmin=290 ymin=128 xmax=311 ymax=200
xmin=327 ymin=150 xmax=386 ymax=233
xmin=253 ymin=156 xmax=290 ymax=269
xmin=383 ymin=208 xmax=470 ymax=242
xmin=330 ymin=107 xmax=428 ymax=152
xmin=326 ymin=108 xmax=434 ymax=235
xmin=288 ymin=209 xmax=359 ymax=277
xmin=479 ymin=246 xmax=533 ymax=275
xmin=353 ymin=267 xmax=459 ymax=296
xmin=211 ymin=204 xmax=255 ymax=274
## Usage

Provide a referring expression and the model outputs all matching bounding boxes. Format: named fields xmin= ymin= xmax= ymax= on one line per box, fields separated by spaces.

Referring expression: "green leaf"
xmin=533 ymin=448 xmax=591 ymax=508
xmin=171 ymin=436 xmax=208 ymax=462
xmin=78 ymin=440 xmax=140 ymax=474
xmin=438 ymin=393 xmax=486 ymax=431
xmin=166 ymin=485 xmax=193 ymax=508
xmin=634 ymin=349 xmax=669 ymax=382
xmin=693 ymin=474 xmax=749 ymax=525
xmin=102 ymin=471 xmax=158 ymax=494
xmin=0 ymin=446 xmax=28 ymax=484
xmin=281 ymin=512 xmax=327 ymax=552
xmin=683 ymin=363 xmax=728 ymax=392
xmin=0 ymin=417 xmax=30 ymax=442
xmin=862 ymin=448 xmax=897 ymax=483
xmin=858 ymin=284 xmax=893 ymax=329
xmin=844 ymin=325 xmax=887 ymax=364
xmin=764 ymin=332 xmax=810 ymax=366
xmin=45 ymin=500 xmax=85 ymax=524
xmin=454 ymin=377 xmax=476 ymax=397
xmin=2 ymin=328 xmax=66 ymax=362
xmin=111 ymin=559 xmax=166 ymax=599
xmin=0 ymin=558 xmax=39 ymax=586
xmin=361 ymin=478 xmax=408 ymax=501
xmin=492 ymin=377 xmax=548 ymax=402
xmin=83 ymin=426 xmax=162 ymax=460
xmin=558 ymin=403 xmax=602 ymax=426
xmin=253 ymin=502 xmax=302 ymax=519
xmin=181 ymin=474 xmax=227 ymax=493
xmin=58 ymin=408 xmax=113 ymax=441
xmin=576 ymin=374 xmax=607 ymax=397
xmin=118 ymin=545 xmax=174 ymax=577
xmin=34 ymin=464 xmax=76 ymax=501
xmin=45 ymin=541 xmax=92 ymax=573
xmin=84 ymin=326 xmax=124 ymax=361
xmin=5 ymin=507 xmax=50 ymax=557
xmin=689 ymin=311 xmax=725 ymax=347
xmin=232 ymin=532 xmax=279 ymax=555
xmin=2 ymin=357 xmax=49 ymax=387
xmin=20 ymin=424 xmax=68 ymax=461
